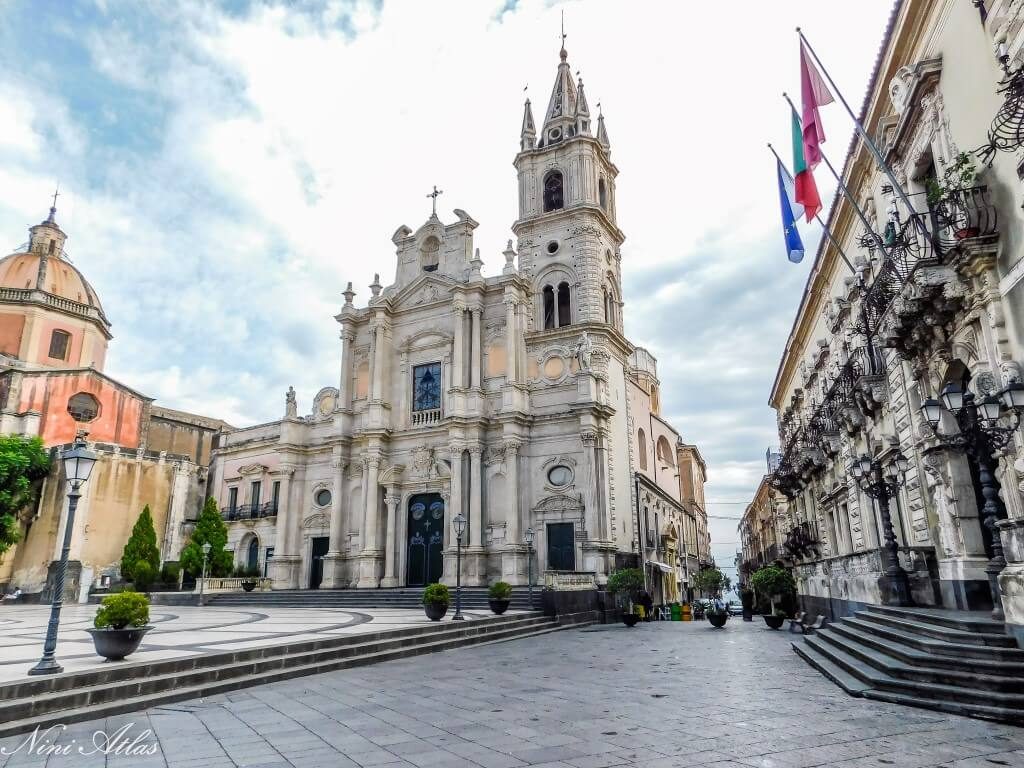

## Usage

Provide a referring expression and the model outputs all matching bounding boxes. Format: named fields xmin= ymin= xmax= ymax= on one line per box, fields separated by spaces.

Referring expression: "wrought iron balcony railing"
xmin=223 ymin=502 xmax=279 ymax=521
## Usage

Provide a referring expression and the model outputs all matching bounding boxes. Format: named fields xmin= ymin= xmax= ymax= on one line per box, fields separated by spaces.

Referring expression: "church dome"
xmin=0 ymin=250 xmax=105 ymax=313
xmin=0 ymin=209 xmax=107 ymax=319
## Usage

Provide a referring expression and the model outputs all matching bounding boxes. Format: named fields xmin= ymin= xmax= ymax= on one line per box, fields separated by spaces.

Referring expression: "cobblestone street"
xmin=2 ymin=619 xmax=1022 ymax=768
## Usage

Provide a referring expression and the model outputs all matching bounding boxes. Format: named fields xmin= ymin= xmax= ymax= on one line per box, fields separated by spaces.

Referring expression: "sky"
xmin=0 ymin=0 xmax=895 ymax=575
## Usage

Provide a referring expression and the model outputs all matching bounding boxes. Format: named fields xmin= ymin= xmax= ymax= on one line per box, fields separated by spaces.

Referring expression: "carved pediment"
xmin=533 ymin=493 xmax=584 ymax=515
xmin=389 ymin=273 xmax=458 ymax=312
xmin=303 ymin=512 xmax=329 ymax=529
xmin=238 ymin=463 xmax=267 ymax=476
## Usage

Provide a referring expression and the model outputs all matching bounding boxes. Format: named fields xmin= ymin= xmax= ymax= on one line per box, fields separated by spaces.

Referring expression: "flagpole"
xmin=783 ymin=93 xmax=885 ymax=252
xmin=767 ymin=142 xmax=856 ymax=276
xmin=796 ymin=28 xmax=920 ymax=221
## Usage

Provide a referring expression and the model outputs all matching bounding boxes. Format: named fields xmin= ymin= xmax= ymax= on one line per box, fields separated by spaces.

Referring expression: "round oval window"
xmin=315 ymin=489 xmax=332 ymax=507
xmin=548 ymin=465 xmax=572 ymax=487
xmin=546 ymin=240 xmax=559 ymax=255
xmin=67 ymin=392 xmax=100 ymax=423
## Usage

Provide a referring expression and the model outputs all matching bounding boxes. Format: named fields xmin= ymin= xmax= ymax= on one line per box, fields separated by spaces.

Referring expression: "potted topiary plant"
xmin=86 ymin=591 xmax=152 ymax=661
xmin=606 ymin=568 xmax=644 ymax=627
xmin=926 ymin=151 xmax=981 ymax=240
xmin=488 ymin=581 xmax=512 ymax=614
xmin=764 ymin=608 xmax=788 ymax=630
xmin=422 ymin=583 xmax=450 ymax=621
xmin=750 ymin=565 xmax=796 ymax=631
xmin=740 ymin=587 xmax=755 ymax=622
xmin=692 ymin=567 xmax=729 ymax=628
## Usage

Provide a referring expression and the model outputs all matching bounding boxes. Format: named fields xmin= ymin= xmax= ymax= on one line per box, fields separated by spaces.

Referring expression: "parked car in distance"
xmin=727 ymin=602 xmax=743 ymax=616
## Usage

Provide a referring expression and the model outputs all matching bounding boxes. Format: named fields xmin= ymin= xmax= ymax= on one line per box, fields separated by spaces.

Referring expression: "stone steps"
xmin=206 ymin=587 xmax=540 ymax=610
xmin=794 ymin=605 xmax=1024 ymax=725
xmin=0 ymin=611 xmax=585 ymax=738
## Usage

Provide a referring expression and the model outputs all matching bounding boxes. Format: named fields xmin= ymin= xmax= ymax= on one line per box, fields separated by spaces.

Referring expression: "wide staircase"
xmin=793 ymin=604 xmax=1024 ymax=724
xmin=0 ymin=610 xmax=584 ymax=738
xmin=206 ymin=586 xmax=539 ymax=611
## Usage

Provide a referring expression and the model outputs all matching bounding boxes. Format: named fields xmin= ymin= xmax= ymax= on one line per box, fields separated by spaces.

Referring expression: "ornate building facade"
xmin=0 ymin=206 xmax=227 ymax=599
xmin=210 ymin=43 xmax=707 ymax=592
xmin=767 ymin=0 xmax=1024 ymax=642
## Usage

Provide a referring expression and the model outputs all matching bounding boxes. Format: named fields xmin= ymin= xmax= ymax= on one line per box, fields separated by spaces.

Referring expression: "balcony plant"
xmin=488 ymin=581 xmax=512 ymax=614
xmin=606 ymin=568 xmax=644 ymax=627
xmin=422 ymin=583 xmax=450 ymax=621
xmin=926 ymin=152 xmax=981 ymax=240
xmin=750 ymin=565 xmax=796 ymax=630
xmin=87 ymin=591 xmax=153 ymax=660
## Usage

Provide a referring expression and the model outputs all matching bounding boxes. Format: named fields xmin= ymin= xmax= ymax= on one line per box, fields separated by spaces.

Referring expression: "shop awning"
xmin=646 ymin=560 xmax=673 ymax=573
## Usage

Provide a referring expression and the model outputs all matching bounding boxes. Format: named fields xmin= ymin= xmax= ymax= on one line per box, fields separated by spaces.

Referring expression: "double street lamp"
xmin=30 ymin=433 xmax=97 ymax=676
xmin=920 ymin=380 xmax=1024 ymax=620
xmin=848 ymin=450 xmax=912 ymax=607
xmin=452 ymin=512 xmax=466 ymax=621
xmin=525 ymin=527 xmax=535 ymax=609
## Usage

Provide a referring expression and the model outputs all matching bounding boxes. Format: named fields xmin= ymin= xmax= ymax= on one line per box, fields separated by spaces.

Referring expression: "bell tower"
xmin=512 ymin=41 xmax=624 ymax=332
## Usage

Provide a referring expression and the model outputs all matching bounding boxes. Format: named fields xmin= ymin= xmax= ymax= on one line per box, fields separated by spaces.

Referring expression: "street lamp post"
xmin=920 ymin=380 xmax=1024 ymax=620
xmin=199 ymin=541 xmax=212 ymax=606
xmin=452 ymin=512 xmax=466 ymax=621
xmin=525 ymin=527 xmax=535 ymax=608
xmin=849 ymin=450 xmax=913 ymax=607
xmin=29 ymin=433 xmax=97 ymax=676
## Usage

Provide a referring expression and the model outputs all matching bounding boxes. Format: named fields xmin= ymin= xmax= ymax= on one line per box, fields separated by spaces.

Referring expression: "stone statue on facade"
xmin=285 ymin=386 xmax=297 ymax=419
xmin=923 ymin=453 xmax=961 ymax=558
xmin=574 ymin=331 xmax=593 ymax=372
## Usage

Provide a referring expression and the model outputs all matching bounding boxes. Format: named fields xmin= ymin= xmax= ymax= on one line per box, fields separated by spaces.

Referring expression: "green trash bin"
xmin=670 ymin=604 xmax=681 ymax=621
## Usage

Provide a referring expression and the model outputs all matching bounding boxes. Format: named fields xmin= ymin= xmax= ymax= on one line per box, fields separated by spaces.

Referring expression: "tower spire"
xmin=520 ymin=95 xmax=536 ymax=150
xmin=575 ymin=75 xmax=591 ymax=136
xmin=596 ymin=101 xmax=610 ymax=150
xmin=538 ymin=14 xmax=578 ymax=148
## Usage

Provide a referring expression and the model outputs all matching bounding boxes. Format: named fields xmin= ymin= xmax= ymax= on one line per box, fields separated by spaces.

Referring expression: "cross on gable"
xmin=426 ymin=185 xmax=443 ymax=216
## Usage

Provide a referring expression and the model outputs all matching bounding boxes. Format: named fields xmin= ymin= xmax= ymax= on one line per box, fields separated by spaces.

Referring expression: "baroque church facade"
xmin=210 ymin=44 xmax=703 ymax=591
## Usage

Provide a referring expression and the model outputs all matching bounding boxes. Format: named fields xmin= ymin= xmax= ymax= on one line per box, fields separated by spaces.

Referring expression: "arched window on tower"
xmin=421 ymin=236 xmax=440 ymax=272
xmin=543 ymin=171 xmax=564 ymax=212
xmin=598 ymin=178 xmax=607 ymax=211
xmin=556 ymin=282 xmax=571 ymax=327
xmin=638 ymin=429 xmax=648 ymax=471
xmin=542 ymin=285 xmax=555 ymax=330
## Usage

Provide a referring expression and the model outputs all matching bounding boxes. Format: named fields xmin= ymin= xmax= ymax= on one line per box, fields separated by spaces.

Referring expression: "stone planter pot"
xmin=86 ymin=626 xmax=152 ymax=661
xmin=488 ymin=599 xmax=510 ymax=615
xmin=706 ymin=611 xmax=728 ymax=628
xmin=424 ymin=602 xmax=448 ymax=621
xmin=622 ymin=613 xmax=640 ymax=627
xmin=242 ymin=580 xmax=257 ymax=592
xmin=763 ymin=614 xmax=785 ymax=630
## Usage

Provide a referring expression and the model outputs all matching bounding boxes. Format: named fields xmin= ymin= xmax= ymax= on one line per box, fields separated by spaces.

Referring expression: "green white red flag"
xmin=791 ymin=109 xmax=821 ymax=222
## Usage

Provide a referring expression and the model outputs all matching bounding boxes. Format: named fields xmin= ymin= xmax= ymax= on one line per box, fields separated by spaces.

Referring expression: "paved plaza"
xmin=1 ymin=618 xmax=1022 ymax=768
xmin=0 ymin=605 xmax=503 ymax=683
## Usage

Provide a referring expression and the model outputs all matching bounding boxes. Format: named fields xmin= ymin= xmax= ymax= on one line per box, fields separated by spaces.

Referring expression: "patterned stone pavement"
xmin=0 ymin=605 xmax=504 ymax=683
xmin=1 ymin=618 xmax=1022 ymax=768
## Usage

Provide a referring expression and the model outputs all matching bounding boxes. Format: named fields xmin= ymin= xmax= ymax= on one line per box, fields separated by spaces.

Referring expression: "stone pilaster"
xmin=381 ymin=487 xmax=401 ymax=588
xmin=357 ymin=453 xmax=382 ymax=588
xmin=469 ymin=444 xmax=483 ymax=548
xmin=321 ymin=455 xmax=347 ymax=589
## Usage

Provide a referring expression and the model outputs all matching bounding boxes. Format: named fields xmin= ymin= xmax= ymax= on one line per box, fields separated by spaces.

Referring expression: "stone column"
xmin=339 ymin=327 xmax=354 ymax=409
xmin=595 ymin=428 xmax=610 ymax=541
xmin=469 ymin=444 xmax=483 ymax=548
xmin=362 ymin=455 xmax=380 ymax=552
xmin=357 ymin=453 xmax=381 ymax=588
xmin=271 ymin=467 xmax=298 ymax=589
xmin=504 ymin=439 xmax=521 ymax=544
xmin=381 ymin=488 xmax=401 ymax=588
xmin=449 ymin=444 xmax=464 ymax=526
xmin=452 ymin=301 xmax=466 ymax=389
xmin=581 ymin=430 xmax=599 ymax=543
xmin=321 ymin=457 xmax=348 ymax=588
xmin=470 ymin=308 xmax=482 ymax=389
xmin=370 ymin=319 xmax=388 ymax=402
xmin=504 ymin=296 xmax=518 ymax=384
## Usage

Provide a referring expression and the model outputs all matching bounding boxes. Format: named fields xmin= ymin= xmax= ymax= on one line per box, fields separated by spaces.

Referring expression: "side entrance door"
xmin=547 ymin=522 xmax=575 ymax=571
xmin=407 ymin=493 xmax=445 ymax=586
xmin=309 ymin=536 xmax=329 ymax=589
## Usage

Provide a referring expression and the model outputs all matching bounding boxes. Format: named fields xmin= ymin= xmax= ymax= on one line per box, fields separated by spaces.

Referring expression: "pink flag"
xmin=800 ymin=41 xmax=834 ymax=169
